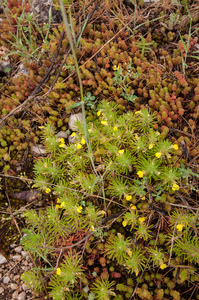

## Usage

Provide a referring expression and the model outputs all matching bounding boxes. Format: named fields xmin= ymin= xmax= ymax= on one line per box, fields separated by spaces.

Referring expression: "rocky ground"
xmin=0 ymin=244 xmax=40 ymax=299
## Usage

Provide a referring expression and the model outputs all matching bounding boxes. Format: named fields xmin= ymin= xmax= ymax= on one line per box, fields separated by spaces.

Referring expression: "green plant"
xmin=91 ymin=277 xmax=115 ymax=300
xmin=1 ymin=7 xmax=51 ymax=61
xmin=105 ymin=233 xmax=131 ymax=264
xmin=112 ymin=59 xmax=140 ymax=103
xmin=84 ymin=92 xmax=97 ymax=109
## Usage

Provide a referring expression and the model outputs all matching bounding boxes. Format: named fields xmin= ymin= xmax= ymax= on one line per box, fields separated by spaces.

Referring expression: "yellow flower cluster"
xmin=138 ymin=217 xmax=146 ymax=223
xmin=137 ymin=171 xmax=144 ymax=178
xmin=45 ymin=188 xmax=51 ymax=194
xmin=160 ymin=264 xmax=167 ymax=270
xmin=59 ymin=138 xmax=66 ymax=148
xmin=172 ymin=183 xmax=179 ymax=191
xmin=113 ymin=65 xmax=120 ymax=71
xmin=171 ymin=144 xmax=178 ymax=150
xmin=155 ymin=151 xmax=162 ymax=158
xmin=101 ymin=120 xmax=108 ymax=125
xmin=149 ymin=142 xmax=154 ymax=149
xmin=130 ymin=204 xmax=136 ymax=210
xmin=118 ymin=149 xmax=124 ymax=155
xmin=56 ymin=268 xmax=61 ymax=275
xmin=176 ymin=224 xmax=183 ymax=231
xmin=122 ymin=220 xmax=127 ymax=227
xmin=76 ymin=206 xmax=83 ymax=213
xmin=76 ymin=138 xmax=86 ymax=149
xmin=126 ymin=195 xmax=132 ymax=201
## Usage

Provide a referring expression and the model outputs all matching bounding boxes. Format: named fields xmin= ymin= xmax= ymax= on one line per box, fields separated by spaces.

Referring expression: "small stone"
xmin=14 ymin=246 xmax=22 ymax=253
xmin=68 ymin=113 xmax=83 ymax=131
xmin=13 ymin=275 xmax=20 ymax=281
xmin=0 ymin=287 xmax=4 ymax=294
xmin=17 ymin=291 xmax=26 ymax=300
xmin=22 ymin=284 xmax=29 ymax=291
xmin=30 ymin=144 xmax=46 ymax=156
xmin=12 ymin=290 xmax=18 ymax=299
xmin=68 ymin=135 xmax=76 ymax=143
xmin=10 ymin=283 xmax=18 ymax=290
xmin=12 ymin=255 xmax=22 ymax=262
xmin=57 ymin=131 xmax=68 ymax=139
xmin=3 ymin=276 xmax=10 ymax=284
xmin=0 ymin=253 xmax=7 ymax=264
xmin=21 ymin=251 xmax=28 ymax=257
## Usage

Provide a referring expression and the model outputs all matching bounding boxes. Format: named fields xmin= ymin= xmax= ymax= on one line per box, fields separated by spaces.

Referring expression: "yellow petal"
xmin=81 ymin=138 xmax=86 ymax=145
xmin=76 ymin=143 xmax=82 ymax=149
xmin=56 ymin=268 xmax=61 ymax=275
xmin=118 ymin=149 xmax=124 ymax=155
xmin=160 ymin=264 xmax=167 ymax=270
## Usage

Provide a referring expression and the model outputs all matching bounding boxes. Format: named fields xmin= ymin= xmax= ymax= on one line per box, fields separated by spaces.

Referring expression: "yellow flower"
xmin=113 ymin=126 xmax=118 ymax=131
xmin=45 ymin=188 xmax=51 ymax=194
xmin=21 ymin=273 xmax=25 ymax=280
xmin=76 ymin=206 xmax=83 ymax=213
xmin=76 ymin=143 xmax=82 ymax=149
xmin=60 ymin=202 xmax=65 ymax=208
xmin=57 ymin=198 xmax=60 ymax=203
xmin=38 ymin=126 xmax=44 ymax=129
xmin=176 ymin=224 xmax=183 ymax=231
xmin=172 ymin=144 xmax=178 ymax=150
xmin=55 ymin=204 xmax=60 ymax=209
xmin=139 ymin=217 xmax=146 ymax=223
xmin=135 ymin=134 xmax=139 ymax=140
xmin=56 ymin=268 xmax=61 ymax=275
xmin=91 ymin=225 xmax=95 ymax=232
xmin=126 ymin=195 xmax=132 ymax=201
xmin=166 ymin=154 xmax=171 ymax=159
xmin=118 ymin=149 xmax=124 ymax=155
xmin=122 ymin=220 xmax=127 ymax=227
xmin=172 ymin=183 xmax=179 ymax=191
xmin=59 ymin=143 xmax=66 ymax=148
xmin=113 ymin=65 xmax=119 ymax=70
xmin=126 ymin=248 xmax=132 ymax=257
xmin=149 ymin=143 xmax=154 ymax=149
xmin=156 ymin=131 xmax=160 ymax=136
xmin=155 ymin=152 xmax=162 ymax=158
xmin=71 ymin=132 xmax=76 ymax=137
xmin=101 ymin=120 xmax=108 ymax=125
xmin=160 ymin=264 xmax=167 ymax=270
xmin=81 ymin=138 xmax=86 ymax=145
xmin=135 ymin=111 xmax=141 ymax=114
xmin=141 ymin=196 xmax=145 ymax=200
xmin=137 ymin=171 xmax=144 ymax=178
xmin=130 ymin=205 xmax=137 ymax=210
xmin=97 ymin=111 xmax=101 ymax=116
xmin=99 ymin=210 xmax=106 ymax=215
xmin=59 ymin=138 xmax=65 ymax=144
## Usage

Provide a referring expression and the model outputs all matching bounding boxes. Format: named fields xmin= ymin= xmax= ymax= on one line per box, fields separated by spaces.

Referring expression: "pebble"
xmin=17 ymin=291 xmax=26 ymax=300
xmin=12 ymin=255 xmax=22 ymax=262
xmin=68 ymin=113 xmax=83 ymax=131
xmin=10 ymin=283 xmax=18 ymax=290
xmin=3 ymin=276 xmax=10 ymax=284
xmin=12 ymin=290 xmax=18 ymax=299
xmin=0 ymin=287 xmax=4 ymax=293
xmin=14 ymin=246 xmax=22 ymax=253
xmin=13 ymin=275 xmax=20 ymax=281
xmin=0 ymin=253 xmax=7 ymax=264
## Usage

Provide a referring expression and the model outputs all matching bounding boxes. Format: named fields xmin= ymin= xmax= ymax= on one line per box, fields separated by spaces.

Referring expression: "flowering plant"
xmin=20 ymin=101 xmax=197 ymax=299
